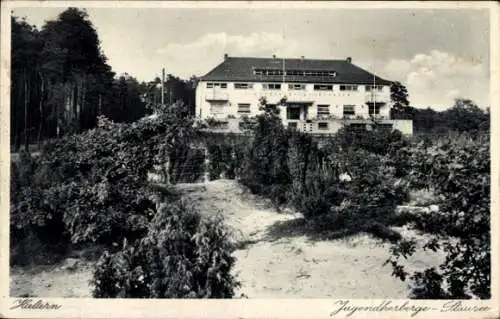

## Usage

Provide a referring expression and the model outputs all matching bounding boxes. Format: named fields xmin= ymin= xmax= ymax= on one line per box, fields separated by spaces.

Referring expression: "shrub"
xmin=10 ymin=103 xmax=199 ymax=250
xmin=284 ymin=132 xmax=410 ymax=240
xmin=237 ymin=122 xmax=410 ymax=240
xmin=287 ymin=133 xmax=344 ymax=219
xmin=10 ymin=152 xmax=68 ymax=245
xmin=239 ymin=101 xmax=290 ymax=204
xmin=308 ymin=150 xmax=410 ymax=238
xmin=386 ymin=134 xmax=490 ymax=299
xmin=91 ymin=200 xmax=240 ymax=298
xmin=168 ymin=146 xmax=205 ymax=183
xmin=329 ymin=126 xmax=408 ymax=156
xmin=207 ymin=143 xmax=236 ymax=180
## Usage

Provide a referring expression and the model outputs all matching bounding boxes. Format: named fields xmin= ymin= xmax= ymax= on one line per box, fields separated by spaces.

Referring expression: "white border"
xmin=1 ymin=2 xmax=498 ymax=319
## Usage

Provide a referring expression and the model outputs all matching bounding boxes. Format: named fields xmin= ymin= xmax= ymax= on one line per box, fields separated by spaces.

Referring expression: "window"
xmin=368 ymin=103 xmax=382 ymax=115
xmin=210 ymin=101 xmax=226 ymax=114
xmin=268 ymin=69 xmax=284 ymax=76
xmin=255 ymin=68 xmax=337 ymax=77
xmin=343 ymin=105 xmax=356 ymax=116
xmin=237 ymin=103 xmax=251 ymax=115
xmin=206 ymin=82 xmax=227 ymax=89
xmin=288 ymin=122 xmax=298 ymax=130
xmin=234 ymin=83 xmax=253 ymax=89
xmin=254 ymin=69 xmax=284 ymax=76
xmin=286 ymin=70 xmax=301 ymax=76
xmin=317 ymin=105 xmax=330 ymax=118
xmin=286 ymin=107 xmax=301 ymax=120
xmin=340 ymin=85 xmax=358 ymax=91
xmin=318 ymin=122 xmax=329 ymax=130
xmin=288 ymin=83 xmax=306 ymax=90
xmin=263 ymin=83 xmax=281 ymax=90
xmin=366 ymin=85 xmax=384 ymax=92
xmin=313 ymin=84 xmax=333 ymax=91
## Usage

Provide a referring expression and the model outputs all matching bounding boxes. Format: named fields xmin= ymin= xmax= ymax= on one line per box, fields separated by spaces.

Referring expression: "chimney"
xmin=272 ymin=54 xmax=276 ymax=59
xmin=301 ymin=56 xmax=305 ymax=60
xmin=346 ymin=57 xmax=352 ymax=63
xmin=224 ymin=53 xmax=229 ymax=60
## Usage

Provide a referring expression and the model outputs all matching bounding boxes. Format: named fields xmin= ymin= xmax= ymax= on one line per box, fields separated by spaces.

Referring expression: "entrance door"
xmin=286 ymin=106 xmax=301 ymax=120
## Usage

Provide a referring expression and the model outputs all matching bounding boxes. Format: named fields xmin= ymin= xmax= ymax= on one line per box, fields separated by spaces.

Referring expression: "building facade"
xmin=195 ymin=55 xmax=413 ymax=135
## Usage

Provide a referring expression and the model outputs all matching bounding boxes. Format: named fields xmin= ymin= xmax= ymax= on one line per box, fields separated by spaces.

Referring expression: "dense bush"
xmin=331 ymin=150 xmax=409 ymax=237
xmin=329 ymin=126 xmax=408 ymax=156
xmin=238 ymin=115 xmax=410 ymax=240
xmin=239 ymin=101 xmax=290 ymax=204
xmin=385 ymin=134 xmax=490 ymax=299
xmin=168 ymin=146 xmax=205 ymax=183
xmin=206 ymin=143 xmax=239 ymax=180
xmin=287 ymin=133 xmax=342 ymax=219
xmin=10 ymin=151 xmax=68 ymax=246
xmin=10 ymin=103 xmax=199 ymax=250
xmin=294 ymin=148 xmax=409 ymax=240
xmin=91 ymin=200 xmax=239 ymax=298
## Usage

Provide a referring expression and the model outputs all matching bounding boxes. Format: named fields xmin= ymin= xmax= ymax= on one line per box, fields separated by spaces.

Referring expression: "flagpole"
xmin=372 ymin=39 xmax=376 ymax=117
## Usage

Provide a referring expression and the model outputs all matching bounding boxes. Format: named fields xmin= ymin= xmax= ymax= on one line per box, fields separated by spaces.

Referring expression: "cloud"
xmin=154 ymin=37 xmax=490 ymax=111
xmin=155 ymin=32 xmax=301 ymax=79
xmin=383 ymin=50 xmax=489 ymax=110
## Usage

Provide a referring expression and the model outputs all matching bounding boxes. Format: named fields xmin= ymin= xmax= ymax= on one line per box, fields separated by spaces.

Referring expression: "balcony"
xmin=364 ymin=93 xmax=390 ymax=103
xmin=205 ymin=91 xmax=229 ymax=101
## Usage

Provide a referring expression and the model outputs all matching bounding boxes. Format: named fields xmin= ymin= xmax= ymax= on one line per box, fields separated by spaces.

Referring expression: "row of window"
xmin=253 ymin=69 xmax=337 ymax=77
xmin=211 ymin=103 xmax=381 ymax=118
xmin=206 ymin=82 xmax=385 ymax=92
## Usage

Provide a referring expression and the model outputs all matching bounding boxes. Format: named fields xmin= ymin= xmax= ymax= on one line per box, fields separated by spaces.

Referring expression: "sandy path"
xmin=10 ymin=179 xmax=443 ymax=298
xmin=10 ymin=260 xmax=94 ymax=297
xmin=181 ymin=179 xmax=444 ymax=298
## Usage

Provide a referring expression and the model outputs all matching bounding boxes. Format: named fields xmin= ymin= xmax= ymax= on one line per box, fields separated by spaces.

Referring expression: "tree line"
xmin=390 ymin=82 xmax=490 ymax=135
xmin=11 ymin=8 xmax=196 ymax=152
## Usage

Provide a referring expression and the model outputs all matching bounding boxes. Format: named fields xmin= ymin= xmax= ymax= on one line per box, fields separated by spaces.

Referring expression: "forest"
xmin=10 ymin=8 xmax=196 ymax=152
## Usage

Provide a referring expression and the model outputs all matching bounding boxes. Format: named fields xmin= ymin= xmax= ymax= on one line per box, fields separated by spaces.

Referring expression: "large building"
xmin=195 ymin=54 xmax=413 ymax=135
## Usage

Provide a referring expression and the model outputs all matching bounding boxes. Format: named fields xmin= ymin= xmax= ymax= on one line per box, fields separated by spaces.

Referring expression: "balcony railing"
xmin=364 ymin=93 xmax=390 ymax=103
xmin=205 ymin=91 xmax=229 ymax=101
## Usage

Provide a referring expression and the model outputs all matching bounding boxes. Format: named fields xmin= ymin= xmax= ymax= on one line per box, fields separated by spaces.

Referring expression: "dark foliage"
xmin=10 ymin=103 xmax=198 ymax=250
xmin=11 ymin=9 xmax=198 ymax=151
xmin=91 ymin=201 xmax=239 ymax=298
xmin=239 ymin=100 xmax=291 ymax=204
xmin=386 ymin=134 xmax=490 ymax=299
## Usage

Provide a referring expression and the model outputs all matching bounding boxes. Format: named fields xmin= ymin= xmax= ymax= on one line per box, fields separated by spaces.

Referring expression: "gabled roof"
xmin=200 ymin=56 xmax=393 ymax=85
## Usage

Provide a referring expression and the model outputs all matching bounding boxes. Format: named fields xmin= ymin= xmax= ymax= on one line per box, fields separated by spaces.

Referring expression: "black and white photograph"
xmin=0 ymin=1 xmax=498 ymax=318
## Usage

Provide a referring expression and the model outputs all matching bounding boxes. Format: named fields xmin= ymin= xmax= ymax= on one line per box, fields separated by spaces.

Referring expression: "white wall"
xmin=391 ymin=120 xmax=413 ymax=135
xmin=196 ymin=81 xmax=392 ymax=120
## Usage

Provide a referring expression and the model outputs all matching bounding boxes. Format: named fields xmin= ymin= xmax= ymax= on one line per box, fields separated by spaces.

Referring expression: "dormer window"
xmin=206 ymin=82 xmax=227 ymax=89
xmin=263 ymin=83 xmax=281 ymax=90
xmin=288 ymin=84 xmax=306 ymax=90
xmin=314 ymin=84 xmax=333 ymax=91
xmin=234 ymin=83 xmax=253 ymax=89
xmin=340 ymin=85 xmax=358 ymax=91
xmin=253 ymin=68 xmax=337 ymax=77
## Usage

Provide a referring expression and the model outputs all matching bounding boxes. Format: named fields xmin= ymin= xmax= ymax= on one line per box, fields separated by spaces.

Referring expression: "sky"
xmin=11 ymin=5 xmax=491 ymax=110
